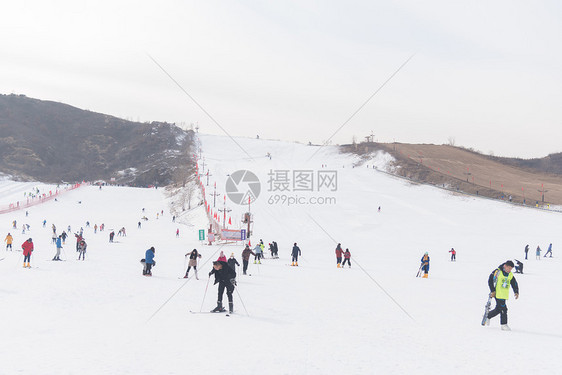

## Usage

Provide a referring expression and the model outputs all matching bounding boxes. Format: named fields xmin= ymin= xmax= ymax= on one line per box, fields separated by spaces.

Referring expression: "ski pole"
xmin=235 ymin=285 xmax=250 ymax=317
xmin=199 ymin=276 xmax=211 ymax=312
xmin=416 ymin=264 xmax=422 ymax=277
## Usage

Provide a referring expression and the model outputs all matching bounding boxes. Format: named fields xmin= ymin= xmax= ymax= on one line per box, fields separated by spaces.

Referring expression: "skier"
xmin=514 ymin=259 xmax=524 ymax=274
xmin=536 ymin=246 xmax=541 ymax=260
xmin=449 ymin=248 xmax=456 ymax=261
xmin=143 ymin=247 xmax=156 ymax=276
xmin=342 ymin=248 xmax=351 ymax=268
xmin=53 ymin=235 xmax=63 ymax=261
xmin=184 ymin=249 xmax=202 ymax=279
xmin=75 ymin=233 xmax=83 ymax=251
xmin=94 ymin=224 xmax=98 ymax=233
xmin=77 ymin=240 xmax=87 ymax=260
xmin=420 ymin=252 xmax=430 ymax=278
xmin=544 ymin=243 xmax=553 ymax=258
xmin=61 ymin=231 xmax=67 ymax=244
xmin=21 ymin=238 xmax=33 ymax=268
xmin=273 ymin=241 xmax=279 ymax=258
xmin=253 ymin=244 xmax=263 ymax=264
xmin=138 ymin=221 xmax=141 ymax=229
xmin=259 ymin=239 xmax=265 ymax=258
xmin=109 ymin=231 xmax=115 ymax=243
xmin=4 ymin=233 xmax=13 ymax=251
xmin=291 ymin=243 xmax=301 ymax=266
xmin=524 ymin=244 xmax=529 ymax=260
xmin=51 ymin=231 xmax=57 ymax=244
xmin=483 ymin=260 xmax=519 ymax=331
xmin=335 ymin=243 xmax=344 ymax=268
xmin=208 ymin=260 xmax=237 ymax=313
xmin=218 ymin=251 xmax=227 ymax=262
xmin=269 ymin=243 xmax=275 ymax=258
xmin=241 ymin=245 xmax=255 ymax=275
xmin=43 ymin=220 xmax=47 ymax=228
xmin=176 ymin=228 xmax=180 ymax=238
xmin=227 ymin=253 xmax=240 ymax=272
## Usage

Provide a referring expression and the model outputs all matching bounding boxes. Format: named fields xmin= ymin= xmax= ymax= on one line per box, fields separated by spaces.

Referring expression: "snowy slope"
xmin=0 ymin=134 xmax=561 ymax=375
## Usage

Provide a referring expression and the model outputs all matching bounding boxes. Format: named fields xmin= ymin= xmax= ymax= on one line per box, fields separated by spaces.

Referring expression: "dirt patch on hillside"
xmin=342 ymin=142 xmax=562 ymax=207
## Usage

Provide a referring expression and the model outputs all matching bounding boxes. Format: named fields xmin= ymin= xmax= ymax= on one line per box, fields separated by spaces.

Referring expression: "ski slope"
xmin=1 ymin=134 xmax=561 ymax=375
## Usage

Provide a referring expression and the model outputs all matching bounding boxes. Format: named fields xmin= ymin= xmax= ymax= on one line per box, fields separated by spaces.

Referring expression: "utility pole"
xmin=218 ymin=195 xmax=232 ymax=229
xmin=206 ymin=171 xmax=212 ymax=186
xmin=463 ymin=167 xmax=472 ymax=183
xmin=210 ymin=182 xmax=220 ymax=208
xmin=538 ymin=184 xmax=548 ymax=203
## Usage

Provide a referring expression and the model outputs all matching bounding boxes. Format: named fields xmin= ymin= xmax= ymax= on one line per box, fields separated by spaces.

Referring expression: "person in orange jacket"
xmin=4 ymin=233 xmax=13 ymax=251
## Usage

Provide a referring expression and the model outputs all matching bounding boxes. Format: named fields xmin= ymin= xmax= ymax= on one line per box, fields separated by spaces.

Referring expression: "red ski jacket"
xmin=22 ymin=240 xmax=34 ymax=256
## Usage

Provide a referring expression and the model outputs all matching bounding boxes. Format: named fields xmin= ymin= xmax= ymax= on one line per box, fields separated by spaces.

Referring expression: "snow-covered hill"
xmin=1 ymin=134 xmax=560 ymax=374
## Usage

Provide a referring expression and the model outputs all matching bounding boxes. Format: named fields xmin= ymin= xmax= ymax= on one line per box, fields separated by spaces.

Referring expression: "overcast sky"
xmin=1 ymin=1 xmax=560 ymax=158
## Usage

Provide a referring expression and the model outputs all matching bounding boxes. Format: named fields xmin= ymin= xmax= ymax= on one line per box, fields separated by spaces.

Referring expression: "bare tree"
xmin=447 ymin=136 xmax=456 ymax=146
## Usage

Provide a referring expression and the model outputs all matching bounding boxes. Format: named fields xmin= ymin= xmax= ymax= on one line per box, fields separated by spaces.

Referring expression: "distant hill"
xmin=342 ymin=142 xmax=562 ymax=206
xmin=0 ymin=94 xmax=194 ymax=186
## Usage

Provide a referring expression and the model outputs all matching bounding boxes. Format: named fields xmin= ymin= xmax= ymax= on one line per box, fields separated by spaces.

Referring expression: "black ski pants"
xmin=342 ymin=258 xmax=351 ymax=267
xmin=217 ymin=281 xmax=234 ymax=305
xmin=336 ymin=257 xmax=342 ymax=265
xmin=488 ymin=298 xmax=508 ymax=325
xmin=185 ymin=265 xmax=197 ymax=277
xmin=243 ymin=259 xmax=249 ymax=274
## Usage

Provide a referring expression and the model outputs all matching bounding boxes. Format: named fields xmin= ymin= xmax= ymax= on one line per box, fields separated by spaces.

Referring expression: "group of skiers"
xmin=335 ymin=243 xmax=351 ymax=268
xmin=524 ymin=243 xmax=553 ymax=260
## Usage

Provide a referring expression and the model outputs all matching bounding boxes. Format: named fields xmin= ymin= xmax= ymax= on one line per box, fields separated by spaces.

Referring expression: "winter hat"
xmin=424 ymin=252 xmax=428 ymax=255
xmin=505 ymin=260 xmax=515 ymax=267
xmin=150 ymin=246 xmax=155 ymax=252
xmin=28 ymin=238 xmax=32 ymax=242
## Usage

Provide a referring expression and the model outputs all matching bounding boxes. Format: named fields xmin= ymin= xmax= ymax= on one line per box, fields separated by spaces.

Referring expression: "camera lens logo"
xmin=225 ymin=170 xmax=261 ymax=205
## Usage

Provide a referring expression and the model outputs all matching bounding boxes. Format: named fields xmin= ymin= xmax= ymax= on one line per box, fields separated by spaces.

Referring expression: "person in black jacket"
xmin=227 ymin=253 xmax=240 ymax=271
xmin=484 ymin=261 xmax=519 ymax=331
xmin=209 ymin=261 xmax=237 ymax=313
xmin=291 ymin=243 xmax=301 ymax=266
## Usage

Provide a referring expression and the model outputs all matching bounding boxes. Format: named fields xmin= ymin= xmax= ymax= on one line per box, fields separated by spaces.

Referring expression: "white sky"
xmin=1 ymin=0 xmax=561 ymax=158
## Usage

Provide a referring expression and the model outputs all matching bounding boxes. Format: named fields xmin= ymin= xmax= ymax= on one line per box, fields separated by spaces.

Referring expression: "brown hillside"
xmin=343 ymin=142 xmax=562 ymax=206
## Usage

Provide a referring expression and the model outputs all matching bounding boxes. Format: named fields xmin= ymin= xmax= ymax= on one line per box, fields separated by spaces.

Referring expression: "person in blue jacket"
xmin=143 ymin=247 xmax=156 ymax=276
xmin=53 ymin=235 xmax=63 ymax=261
xmin=544 ymin=243 xmax=553 ymax=258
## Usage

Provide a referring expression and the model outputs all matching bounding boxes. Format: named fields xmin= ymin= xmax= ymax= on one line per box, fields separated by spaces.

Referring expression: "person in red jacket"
xmin=21 ymin=238 xmax=34 ymax=268
xmin=342 ymin=248 xmax=351 ymax=268
xmin=335 ymin=243 xmax=344 ymax=268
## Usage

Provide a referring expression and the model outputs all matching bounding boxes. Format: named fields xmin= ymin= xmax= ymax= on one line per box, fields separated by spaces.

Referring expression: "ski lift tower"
xmin=242 ymin=196 xmax=253 ymax=239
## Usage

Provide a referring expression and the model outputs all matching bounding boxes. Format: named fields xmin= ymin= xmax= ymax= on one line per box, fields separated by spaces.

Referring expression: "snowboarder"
xmin=77 ymin=240 xmax=87 ymax=260
xmin=291 ymin=243 xmax=301 ymax=266
xmin=241 ymin=245 xmax=255 ymax=275
xmin=342 ymin=248 xmax=351 ymax=268
xmin=483 ymin=260 xmax=519 ymax=331
xmin=536 ymin=246 xmax=541 ymax=260
xmin=335 ymin=243 xmax=344 ymax=268
xmin=184 ymin=249 xmax=202 ymax=279
xmin=544 ymin=243 xmax=553 ymax=258
xmin=143 ymin=247 xmax=156 ymax=276
xmin=514 ymin=259 xmax=524 ymax=274
xmin=4 ymin=233 xmax=13 ymax=251
xmin=208 ymin=260 xmax=237 ymax=313
xmin=227 ymin=253 xmax=240 ymax=272
xmin=21 ymin=238 xmax=33 ymax=268
xmin=218 ymin=251 xmax=227 ymax=262
xmin=53 ymin=235 xmax=63 ymax=261
xmin=420 ymin=252 xmax=430 ymax=278
xmin=524 ymin=244 xmax=529 ymax=260
xmin=449 ymin=247 xmax=456 ymax=261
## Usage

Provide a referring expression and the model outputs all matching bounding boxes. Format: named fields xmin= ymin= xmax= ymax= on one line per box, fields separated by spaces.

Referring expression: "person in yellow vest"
xmin=485 ymin=260 xmax=519 ymax=331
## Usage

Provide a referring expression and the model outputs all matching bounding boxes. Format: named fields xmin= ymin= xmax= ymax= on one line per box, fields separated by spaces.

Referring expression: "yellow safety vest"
xmin=495 ymin=269 xmax=514 ymax=300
